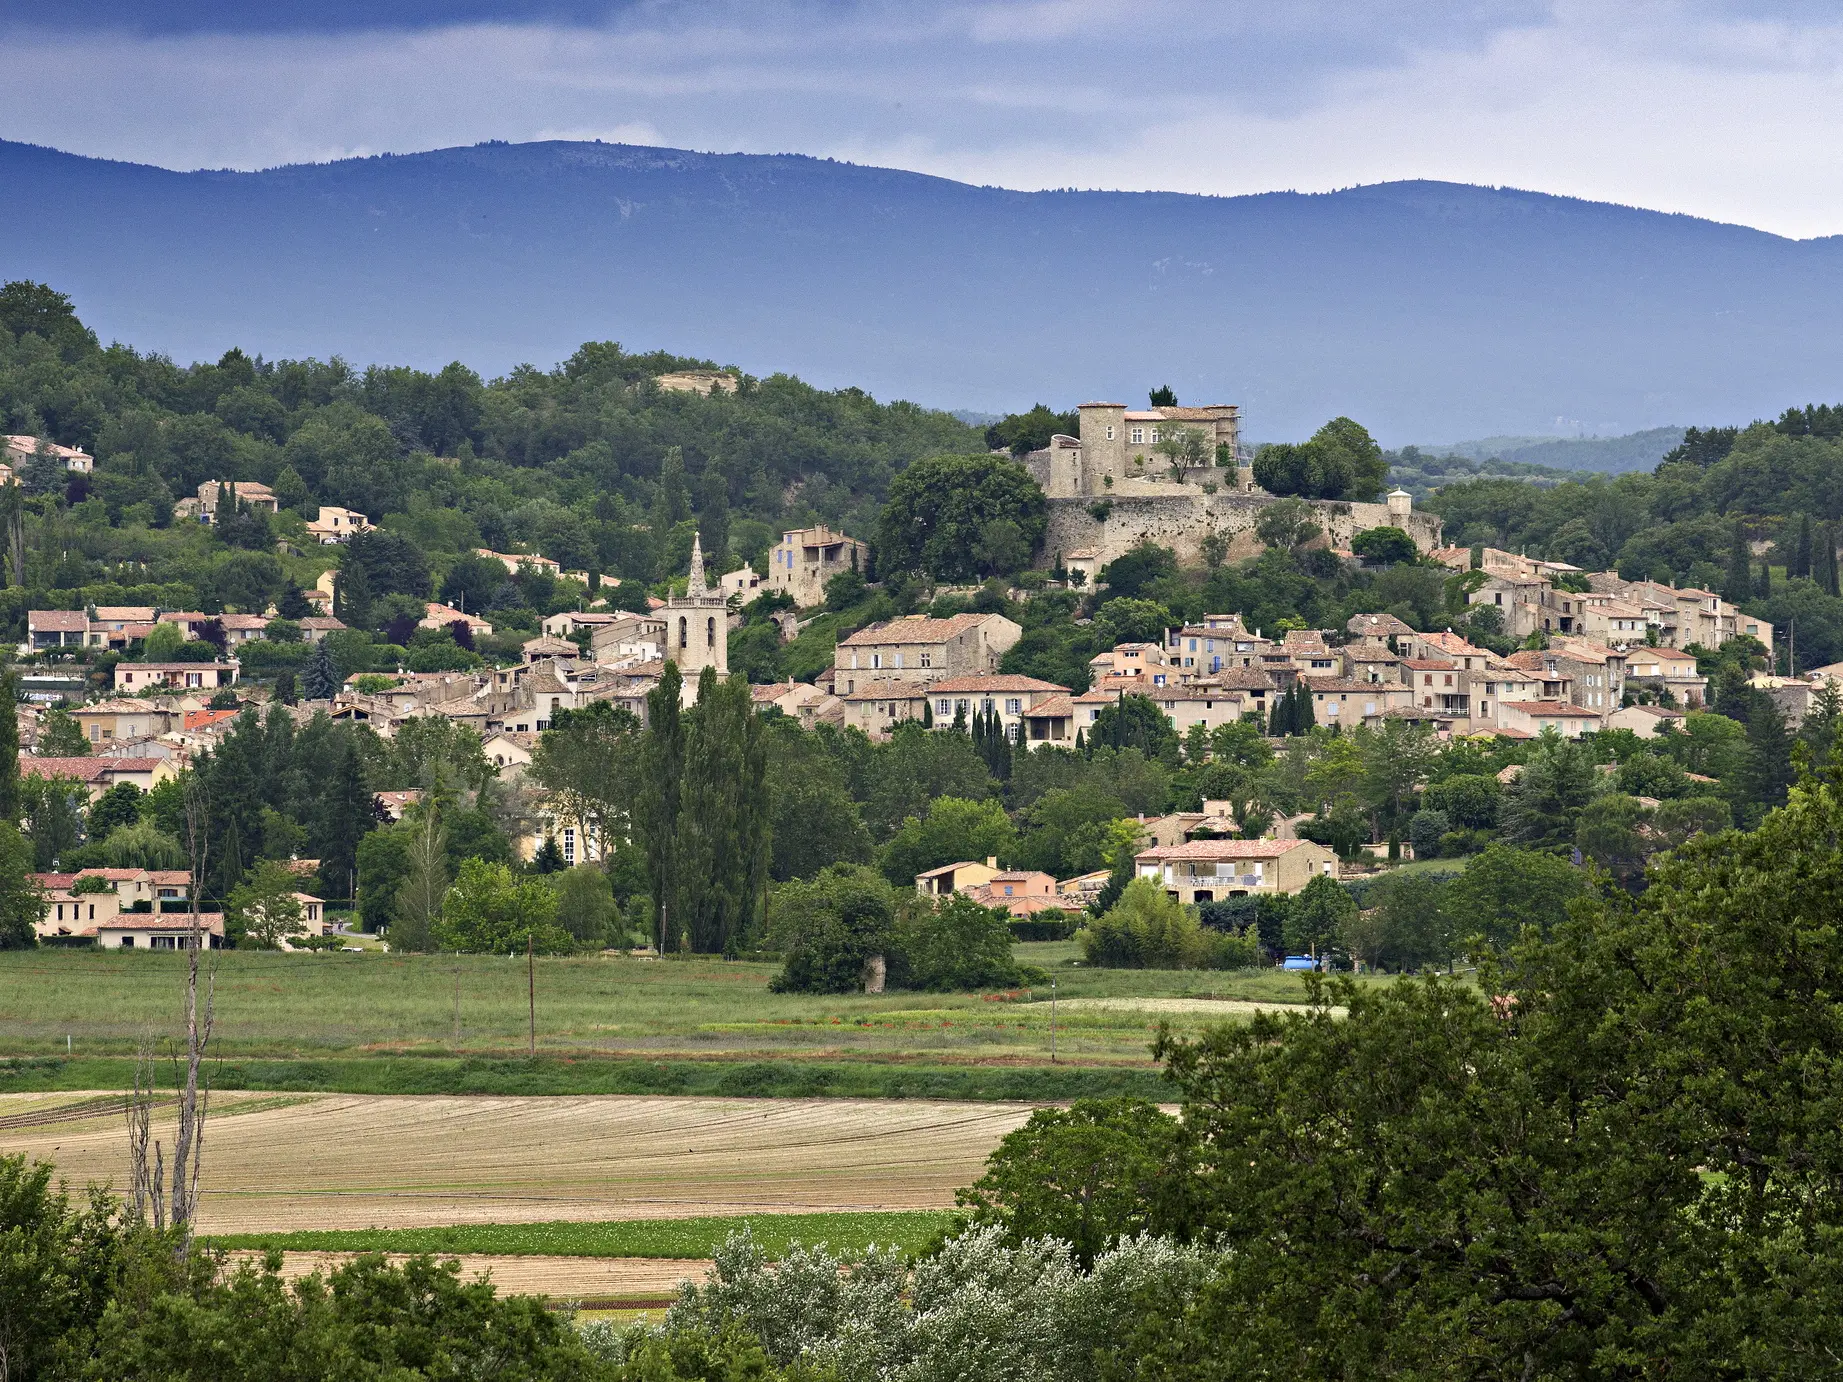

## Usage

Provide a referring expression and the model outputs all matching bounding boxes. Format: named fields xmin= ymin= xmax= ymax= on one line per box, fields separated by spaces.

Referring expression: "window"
xmin=919 ymin=652 xmax=931 ymax=668
xmin=562 ymin=828 xmax=576 ymax=864
xmin=1149 ymin=428 xmax=1161 ymax=443
xmin=937 ymin=699 xmax=951 ymax=715
xmin=1005 ymin=698 xmax=1021 ymax=714
xmin=871 ymin=653 xmax=881 ymax=669
xmin=679 ymin=617 xmax=688 ymax=650
xmin=707 ymin=617 xmax=717 ymax=649
xmin=981 ymin=698 xmax=994 ymax=713
xmin=892 ymin=653 xmax=903 ymax=669
xmin=1105 ymin=425 xmax=1115 ymax=440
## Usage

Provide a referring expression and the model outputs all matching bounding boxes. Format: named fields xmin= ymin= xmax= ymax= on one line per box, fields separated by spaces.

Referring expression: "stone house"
xmin=1494 ymin=700 xmax=1604 ymax=738
xmin=4 ymin=435 xmax=93 ymax=474
xmin=1306 ymin=676 xmax=1414 ymax=727
xmin=74 ymin=700 xmax=178 ymax=746
xmin=833 ymin=613 xmax=1022 ymax=695
xmin=767 ymin=525 xmax=867 ymax=608
xmin=1136 ymin=838 xmax=1339 ymax=904
xmin=1166 ymin=616 xmax=1271 ymax=674
xmin=922 ymin=675 xmax=1072 ymax=740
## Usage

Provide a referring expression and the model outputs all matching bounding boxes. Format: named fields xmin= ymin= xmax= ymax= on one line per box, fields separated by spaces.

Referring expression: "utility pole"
xmin=527 ymin=933 xmax=536 ymax=1058
xmin=1050 ymin=978 xmax=1058 ymax=1064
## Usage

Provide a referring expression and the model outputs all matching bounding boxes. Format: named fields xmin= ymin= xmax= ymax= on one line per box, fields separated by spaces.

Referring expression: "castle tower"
xmin=1387 ymin=488 xmax=1413 ymax=525
xmin=666 ymin=533 xmax=728 ymax=692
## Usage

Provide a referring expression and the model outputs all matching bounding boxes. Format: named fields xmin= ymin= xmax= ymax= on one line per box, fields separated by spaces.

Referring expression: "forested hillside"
xmin=0 ymin=279 xmax=979 ymax=637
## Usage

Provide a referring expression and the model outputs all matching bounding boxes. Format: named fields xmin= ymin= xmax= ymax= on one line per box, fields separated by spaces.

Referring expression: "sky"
xmin=4 ymin=1 xmax=1843 ymax=237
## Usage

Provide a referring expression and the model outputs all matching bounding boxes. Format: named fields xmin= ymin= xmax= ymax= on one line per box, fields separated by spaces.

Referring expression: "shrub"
xmin=1008 ymin=910 xmax=1078 ymax=942
xmin=1408 ymin=808 xmax=1449 ymax=860
xmin=767 ymin=865 xmax=897 ymax=994
xmin=1080 ymin=878 xmax=1254 ymax=969
xmin=894 ymin=893 xmax=1031 ymax=992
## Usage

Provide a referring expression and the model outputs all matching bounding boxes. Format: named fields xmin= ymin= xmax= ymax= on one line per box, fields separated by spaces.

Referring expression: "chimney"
xmin=986 ymin=856 xmax=997 ymax=868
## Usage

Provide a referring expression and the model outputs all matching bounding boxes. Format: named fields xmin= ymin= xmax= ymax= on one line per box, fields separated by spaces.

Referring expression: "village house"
xmin=833 ymin=613 xmax=1022 ymax=694
xmin=94 ymin=914 xmax=227 ymax=949
xmin=4 ymin=435 xmax=93 ymax=474
xmin=1019 ymin=692 xmax=1077 ymax=747
xmin=914 ymin=857 xmax=1004 ymax=898
xmin=305 ymin=506 xmax=370 ymax=543
xmin=193 ymin=480 xmax=277 ymax=516
xmin=1307 ymin=676 xmax=1415 ymax=727
xmin=114 ymin=661 xmax=238 ymax=692
xmin=1135 ymin=838 xmax=1339 ymax=904
xmin=1494 ymin=700 xmax=1605 ymax=738
xmin=420 ymin=602 xmax=494 ymax=637
xmin=21 ymin=756 xmax=177 ymax=798
xmin=74 ymin=700 xmax=178 ymax=746
xmin=1623 ymin=646 xmax=1708 ymax=706
xmin=721 ymin=566 xmax=764 ymax=601
xmin=482 ymin=730 xmax=538 ymax=772
xmin=966 ymin=870 xmax=1061 ymax=917
xmin=477 ymin=547 xmax=562 ymax=578
xmin=1166 ymin=618 xmax=1272 ymax=674
xmin=766 ymin=525 xmax=868 ymax=607
xmin=1606 ymin=704 xmax=1689 ymax=738
xmin=27 ymin=610 xmax=87 ymax=649
xmin=1090 ymin=643 xmax=1171 ymax=683
xmin=922 ymin=675 xmax=1073 ymax=739
xmin=586 ymin=612 xmax=666 ymax=663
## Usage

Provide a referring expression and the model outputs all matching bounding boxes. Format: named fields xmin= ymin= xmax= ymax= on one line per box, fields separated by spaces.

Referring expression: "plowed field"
xmin=0 ymin=1092 xmax=1031 ymax=1234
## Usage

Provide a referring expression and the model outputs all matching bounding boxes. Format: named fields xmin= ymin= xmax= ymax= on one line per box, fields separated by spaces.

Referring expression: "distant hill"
xmin=4 ymin=138 xmax=1842 ymax=440
xmin=1418 ymin=428 xmax=1687 ymax=474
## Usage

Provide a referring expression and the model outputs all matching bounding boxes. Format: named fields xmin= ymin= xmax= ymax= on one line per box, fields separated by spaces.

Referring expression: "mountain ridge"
xmin=4 ymin=137 xmax=1840 ymax=441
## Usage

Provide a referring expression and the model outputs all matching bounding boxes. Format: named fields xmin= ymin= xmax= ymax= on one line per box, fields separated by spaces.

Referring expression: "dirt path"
xmin=1056 ymin=997 xmax=1344 ymax=1016
xmin=0 ymin=1093 xmax=1033 ymax=1233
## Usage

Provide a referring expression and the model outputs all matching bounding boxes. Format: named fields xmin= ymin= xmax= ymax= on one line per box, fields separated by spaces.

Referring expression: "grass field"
xmin=0 ymin=943 xmax=1350 ymax=1097
xmin=207 ymin=1209 xmax=955 ymax=1259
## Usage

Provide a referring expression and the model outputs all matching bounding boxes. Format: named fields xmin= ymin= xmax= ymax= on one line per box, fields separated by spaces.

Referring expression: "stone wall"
xmin=1040 ymin=492 xmax=1444 ymax=569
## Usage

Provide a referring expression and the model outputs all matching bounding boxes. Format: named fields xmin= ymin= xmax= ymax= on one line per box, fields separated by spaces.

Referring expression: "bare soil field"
xmin=0 ymin=1092 xmax=1030 ymax=1234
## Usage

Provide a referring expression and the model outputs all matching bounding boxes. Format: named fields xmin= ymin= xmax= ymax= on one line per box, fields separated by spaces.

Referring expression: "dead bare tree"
xmin=166 ymin=770 xmax=215 ymax=1253
xmin=125 ymin=1040 xmax=163 ymax=1229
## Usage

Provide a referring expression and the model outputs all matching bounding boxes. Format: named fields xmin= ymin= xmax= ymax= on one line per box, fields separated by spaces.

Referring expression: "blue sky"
xmin=6 ymin=1 xmax=1843 ymax=236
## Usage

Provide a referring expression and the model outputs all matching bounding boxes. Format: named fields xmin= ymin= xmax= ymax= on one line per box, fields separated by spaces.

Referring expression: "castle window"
xmin=678 ymin=617 xmax=688 ymax=650
xmin=706 ymin=617 xmax=716 ymax=649
xmin=1105 ymin=426 xmax=1115 ymax=441
xmin=1149 ymin=428 xmax=1161 ymax=443
xmin=919 ymin=652 xmax=931 ymax=668
xmin=1130 ymin=428 xmax=1144 ymax=444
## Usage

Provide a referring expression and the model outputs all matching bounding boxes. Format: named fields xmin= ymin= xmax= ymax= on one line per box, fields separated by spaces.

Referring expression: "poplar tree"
xmin=676 ymin=668 xmax=769 ymax=953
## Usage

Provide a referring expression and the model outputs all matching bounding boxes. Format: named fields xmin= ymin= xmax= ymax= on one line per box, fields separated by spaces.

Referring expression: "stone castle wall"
xmin=1040 ymin=492 xmax=1444 ymax=569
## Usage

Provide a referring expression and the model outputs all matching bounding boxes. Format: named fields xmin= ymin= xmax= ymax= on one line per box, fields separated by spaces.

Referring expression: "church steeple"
xmin=687 ymin=533 xmax=709 ymax=598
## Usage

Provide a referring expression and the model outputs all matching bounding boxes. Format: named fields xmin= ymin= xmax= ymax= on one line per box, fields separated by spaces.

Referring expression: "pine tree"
xmin=0 ymin=670 xmax=18 ymax=824
xmin=1796 ymin=514 xmax=1813 ymax=580
xmin=278 ymin=578 xmax=312 ymax=620
xmin=303 ymin=639 xmax=338 ymax=700
xmin=335 ymin=562 xmax=372 ymax=629
xmin=275 ymin=669 xmax=297 ymax=706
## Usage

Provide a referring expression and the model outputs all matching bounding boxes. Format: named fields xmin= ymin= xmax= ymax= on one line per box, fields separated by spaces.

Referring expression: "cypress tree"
xmin=1296 ymin=683 xmax=1317 ymax=731
xmin=1757 ymin=559 xmax=1771 ymax=600
xmin=1825 ymin=525 xmax=1841 ymax=598
xmin=1724 ymin=521 xmax=1752 ymax=607
xmin=1796 ymin=514 xmax=1813 ymax=580
xmin=638 ymin=662 xmax=686 ymax=954
xmin=315 ymin=737 xmax=371 ymax=905
xmin=0 ymin=669 xmax=18 ymax=823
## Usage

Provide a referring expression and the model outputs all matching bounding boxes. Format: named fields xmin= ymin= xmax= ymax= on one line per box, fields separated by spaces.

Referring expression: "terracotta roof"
xmin=117 ymin=662 xmax=236 ymax=672
xmin=217 ymin=613 xmax=270 ymax=630
xmin=1401 ymin=658 xmax=1457 ymax=671
xmin=298 ymin=616 xmax=347 ymax=631
xmin=93 ymin=606 xmax=156 ymax=621
xmin=1511 ymin=701 xmax=1603 ymax=717
xmin=1619 ymin=705 xmax=1685 ymax=719
xmin=838 ymin=614 xmax=999 ymax=647
xmin=28 ymin=610 xmax=87 ymax=631
xmin=1138 ymin=839 xmax=1310 ymax=861
xmin=922 ymin=675 xmax=1070 ymax=694
xmin=20 ymin=758 xmax=111 ymax=781
xmin=1203 ymin=668 xmax=1277 ymax=691
xmin=1419 ymin=631 xmax=1489 ymax=657
xmin=1304 ymin=678 xmax=1389 ymax=693
xmin=1347 ymin=612 xmax=1415 ymax=636
xmin=99 ymin=913 xmax=226 ymax=933
xmin=1024 ymin=694 xmax=1075 ymax=718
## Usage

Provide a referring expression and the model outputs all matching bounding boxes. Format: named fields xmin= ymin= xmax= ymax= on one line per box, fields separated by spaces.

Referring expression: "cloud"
xmin=3 ymin=0 xmax=1843 ymax=234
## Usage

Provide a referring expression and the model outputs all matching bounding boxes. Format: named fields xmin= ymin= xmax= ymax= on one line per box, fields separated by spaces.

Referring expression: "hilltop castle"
xmin=1021 ymin=397 xmax=1440 ymax=569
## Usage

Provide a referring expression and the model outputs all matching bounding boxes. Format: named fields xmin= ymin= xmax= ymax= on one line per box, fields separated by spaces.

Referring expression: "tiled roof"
xmin=1512 ymin=700 xmax=1602 ymax=717
xmin=1024 ymin=694 xmax=1075 ymax=718
xmin=922 ymin=675 xmax=1070 ymax=694
xmin=1138 ymin=839 xmax=1309 ymax=861
xmin=841 ymin=678 xmax=921 ymax=702
xmin=20 ymin=758 xmax=111 ymax=780
xmin=100 ymin=913 xmax=226 ymax=932
xmin=1304 ymin=677 xmax=1389 ymax=693
xmin=1401 ymin=658 xmax=1457 ymax=671
xmin=28 ymin=610 xmax=86 ymax=631
xmin=838 ymin=614 xmax=998 ymax=647
xmin=1202 ymin=668 xmax=1276 ymax=691
xmin=1346 ymin=612 xmax=1415 ymax=636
